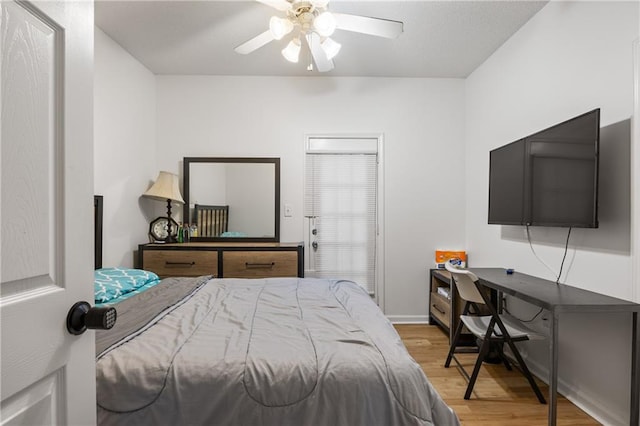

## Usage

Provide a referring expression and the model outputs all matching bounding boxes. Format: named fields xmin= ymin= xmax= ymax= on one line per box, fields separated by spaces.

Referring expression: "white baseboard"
xmin=387 ymin=314 xmax=430 ymax=324
xmin=525 ymin=357 xmax=625 ymax=426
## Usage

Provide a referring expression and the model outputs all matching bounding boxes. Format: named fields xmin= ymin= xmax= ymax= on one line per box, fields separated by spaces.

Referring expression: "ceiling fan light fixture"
xmin=238 ymin=0 xmax=405 ymax=71
xmin=313 ymin=11 xmax=336 ymax=37
xmin=269 ymin=16 xmax=294 ymax=40
xmin=321 ymin=37 xmax=341 ymax=60
xmin=282 ymin=38 xmax=301 ymax=63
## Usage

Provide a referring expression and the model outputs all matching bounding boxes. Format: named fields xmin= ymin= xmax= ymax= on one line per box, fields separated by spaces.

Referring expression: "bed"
xmin=94 ymin=276 xmax=459 ymax=425
xmin=92 ymin=197 xmax=459 ymax=425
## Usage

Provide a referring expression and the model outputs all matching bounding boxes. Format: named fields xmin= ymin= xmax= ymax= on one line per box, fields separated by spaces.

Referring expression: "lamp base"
xmin=165 ymin=199 xmax=178 ymax=243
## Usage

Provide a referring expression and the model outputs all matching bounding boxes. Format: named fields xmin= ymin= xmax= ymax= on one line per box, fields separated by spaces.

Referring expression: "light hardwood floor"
xmin=395 ymin=324 xmax=601 ymax=425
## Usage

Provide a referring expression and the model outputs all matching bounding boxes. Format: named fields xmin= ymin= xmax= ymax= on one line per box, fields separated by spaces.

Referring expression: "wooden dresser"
xmin=138 ymin=242 xmax=304 ymax=279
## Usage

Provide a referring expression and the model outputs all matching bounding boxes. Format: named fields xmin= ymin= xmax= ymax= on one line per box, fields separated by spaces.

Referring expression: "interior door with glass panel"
xmin=304 ymin=136 xmax=382 ymax=304
xmin=1 ymin=1 xmax=95 ymax=424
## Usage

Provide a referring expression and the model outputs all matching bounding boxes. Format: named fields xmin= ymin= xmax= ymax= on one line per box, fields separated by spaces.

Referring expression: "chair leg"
xmin=495 ymin=342 xmax=513 ymax=371
xmin=465 ymin=337 xmax=492 ymax=400
xmin=445 ymin=318 xmax=466 ymax=368
xmin=445 ymin=302 xmax=472 ymax=368
xmin=503 ymin=338 xmax=547 ymax=404
xmin=475 ymin=283 xmax=546 ymax=404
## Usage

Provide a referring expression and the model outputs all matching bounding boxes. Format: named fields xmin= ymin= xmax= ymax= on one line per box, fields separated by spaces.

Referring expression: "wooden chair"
xmin=444 ymin=260 xmax=546 ymax=403
xmin=193 ymin=204 xmax=229 ymax=237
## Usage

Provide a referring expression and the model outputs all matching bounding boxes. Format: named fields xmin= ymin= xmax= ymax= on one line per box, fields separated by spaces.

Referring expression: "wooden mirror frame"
xmin=182 ymin=157 xmax=280 ymax=242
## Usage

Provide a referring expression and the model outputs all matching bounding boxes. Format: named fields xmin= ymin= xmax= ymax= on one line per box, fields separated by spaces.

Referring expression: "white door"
xmin=1 ymin=1 xmax=95 ymax=425
xmin=304 ymin=135 xmax=384 ymax=306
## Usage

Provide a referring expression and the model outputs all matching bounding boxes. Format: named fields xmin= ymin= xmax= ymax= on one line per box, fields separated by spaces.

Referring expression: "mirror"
xmin=183 ymin=157 xmax=280 ymax=242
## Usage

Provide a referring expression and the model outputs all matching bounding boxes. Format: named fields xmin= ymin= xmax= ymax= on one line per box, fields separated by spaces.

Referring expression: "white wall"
xmin=155 ymin=76 xmax=466 ymax=319
xmin=94 ymin=28 xmax=158 ymax=268
xmin=465 ymin=2 xmax=639 ymax=424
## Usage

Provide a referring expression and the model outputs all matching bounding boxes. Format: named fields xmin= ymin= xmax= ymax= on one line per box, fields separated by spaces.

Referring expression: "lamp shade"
xmin=282 ymin=38 xmax=301 ymax=63
xmin=313 ymin=11 xmax=336 ymax=37
xmin=269 ymin=16 xmax=294 ymax=40
xmin=321 ymin=37 xmax=341 ymax=60
xmin=142 ymin=171 xmax=184 ymax=204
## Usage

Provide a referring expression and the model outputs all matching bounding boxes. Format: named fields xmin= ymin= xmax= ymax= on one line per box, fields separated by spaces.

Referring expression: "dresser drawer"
xmin=143 ymin=250 xmax=218 ymax=278
xmin=430 ymin=291 xmax=451 ymax=328
xmin=223 ymin=251 xmax=298 ymax=278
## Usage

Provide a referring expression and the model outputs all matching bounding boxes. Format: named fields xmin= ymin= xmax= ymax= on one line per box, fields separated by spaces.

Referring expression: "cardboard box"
xmin=435 ymin=250 xmax=467 ymax=269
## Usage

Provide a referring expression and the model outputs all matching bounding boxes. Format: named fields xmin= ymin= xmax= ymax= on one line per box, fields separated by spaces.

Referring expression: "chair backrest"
xmin=444 ymin=260 xmax=485 ymax=304
xmin=194 ymin=204 xmax=229 ymax=237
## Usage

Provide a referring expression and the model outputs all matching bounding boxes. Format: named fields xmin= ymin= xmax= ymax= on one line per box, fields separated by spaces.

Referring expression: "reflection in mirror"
xmin=190 ymin=163 xmax=275 ymax=237
xmin=183 ymin=157 xmax=280 ymax=242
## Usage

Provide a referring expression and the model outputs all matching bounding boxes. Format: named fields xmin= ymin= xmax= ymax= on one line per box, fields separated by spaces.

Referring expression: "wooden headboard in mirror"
xmin=182 ymin=157 xmax=280 ymax=242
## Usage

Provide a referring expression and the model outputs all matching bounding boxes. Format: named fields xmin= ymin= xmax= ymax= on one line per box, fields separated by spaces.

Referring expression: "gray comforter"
xmin=96 ymin=277 xmax=459 ymax=425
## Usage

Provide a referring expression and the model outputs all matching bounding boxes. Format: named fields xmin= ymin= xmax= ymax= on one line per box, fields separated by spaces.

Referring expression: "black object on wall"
xmin=94 ymin=195 xmax=103 ymax=269
xmin=488 ymin=109 xmax=600 ymax=228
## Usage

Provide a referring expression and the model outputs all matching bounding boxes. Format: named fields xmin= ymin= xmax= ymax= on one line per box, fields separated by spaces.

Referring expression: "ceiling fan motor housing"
xmin=288 ymin=1 xmax=322 ymax=33
xmin=290 ymin=0 xmax=316 ymax=16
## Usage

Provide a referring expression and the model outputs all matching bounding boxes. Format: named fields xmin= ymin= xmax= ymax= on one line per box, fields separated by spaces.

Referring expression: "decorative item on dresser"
xmin=142 ymin=171 xmax=184 ymax=243
xmin=138 ymin=242 xmax=304 ymax=279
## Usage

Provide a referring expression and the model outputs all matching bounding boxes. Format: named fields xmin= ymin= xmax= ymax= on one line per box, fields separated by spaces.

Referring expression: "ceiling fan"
xmin=234 ymin=0 xmax=404 ymax=72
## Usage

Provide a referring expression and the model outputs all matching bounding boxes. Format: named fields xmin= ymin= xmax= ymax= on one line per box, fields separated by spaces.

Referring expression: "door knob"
xmin=66 ymin=301 xmax=117 ymax=335
xmin=312 ymin=241 xmax=318 ymax=250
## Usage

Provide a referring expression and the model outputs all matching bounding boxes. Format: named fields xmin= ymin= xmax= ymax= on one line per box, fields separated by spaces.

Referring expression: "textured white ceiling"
xmin=95 ymin=0 xmax=548 ymax=78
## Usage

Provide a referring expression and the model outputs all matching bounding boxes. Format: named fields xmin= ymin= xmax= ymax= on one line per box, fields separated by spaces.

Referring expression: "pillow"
xmin=220 ymin=231 xmax=248 ymax=237
xmin=94 ymin=268 xmax=160 ymax=304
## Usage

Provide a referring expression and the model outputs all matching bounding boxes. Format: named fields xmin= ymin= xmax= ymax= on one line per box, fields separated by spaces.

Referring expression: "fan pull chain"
xmin=306 ymin=38 xmax=314 ymax=71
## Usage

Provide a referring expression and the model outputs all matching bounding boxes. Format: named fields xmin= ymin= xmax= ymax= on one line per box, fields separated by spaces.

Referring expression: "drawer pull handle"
xmin=431 ymin=304 xmax=446 ymax=315
xmin=165 ymin=261 xmax=196 ymax=267
xmin=245 ymin=262 xmax=275 ymax=269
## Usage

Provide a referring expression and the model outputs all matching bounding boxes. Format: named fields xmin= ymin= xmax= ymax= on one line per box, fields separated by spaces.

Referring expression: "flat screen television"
xmin=488 ymin=109 xmax=600 ymax=228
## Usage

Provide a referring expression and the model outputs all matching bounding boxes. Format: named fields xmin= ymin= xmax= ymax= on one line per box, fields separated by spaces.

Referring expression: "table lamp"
xmin=142 ymin=171 xmax=184 ymax=242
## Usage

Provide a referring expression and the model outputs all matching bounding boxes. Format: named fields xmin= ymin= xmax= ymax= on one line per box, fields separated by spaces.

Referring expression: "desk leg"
xmin=549 ymin=311 xmax=558 ymax=426
xmin=631 ymin=312 xmax=639 ymax=426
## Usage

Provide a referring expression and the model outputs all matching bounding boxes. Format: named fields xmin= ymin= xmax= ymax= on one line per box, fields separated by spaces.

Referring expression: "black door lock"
xmin=66 ymin=301 xmax=117 ymax=335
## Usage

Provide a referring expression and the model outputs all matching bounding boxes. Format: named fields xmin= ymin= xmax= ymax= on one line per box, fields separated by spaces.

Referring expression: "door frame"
xmin=303 ymin=134 xmax=386 ymax=311
xmin=633 ymin=37 xmax=640 ymax=303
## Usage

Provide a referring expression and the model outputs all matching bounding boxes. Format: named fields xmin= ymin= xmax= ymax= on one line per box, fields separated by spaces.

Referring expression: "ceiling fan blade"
xmin=305 ymin=32 xmax=334 ymax=73
xmin=234 ymin=30 xmax=276 ymax=54
xmin=333 ymin=13 xmax=403 ymax=39
xmin=256 ymin=0 xmax=292 ymax=12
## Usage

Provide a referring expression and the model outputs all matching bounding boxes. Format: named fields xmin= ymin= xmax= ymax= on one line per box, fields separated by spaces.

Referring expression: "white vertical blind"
xmin=305 ymin=153 xmax=377 ymax=293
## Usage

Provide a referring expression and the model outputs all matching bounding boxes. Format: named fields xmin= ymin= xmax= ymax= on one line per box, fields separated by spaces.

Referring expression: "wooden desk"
xmin=469 ymin=268 xmax=640 ymax=426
